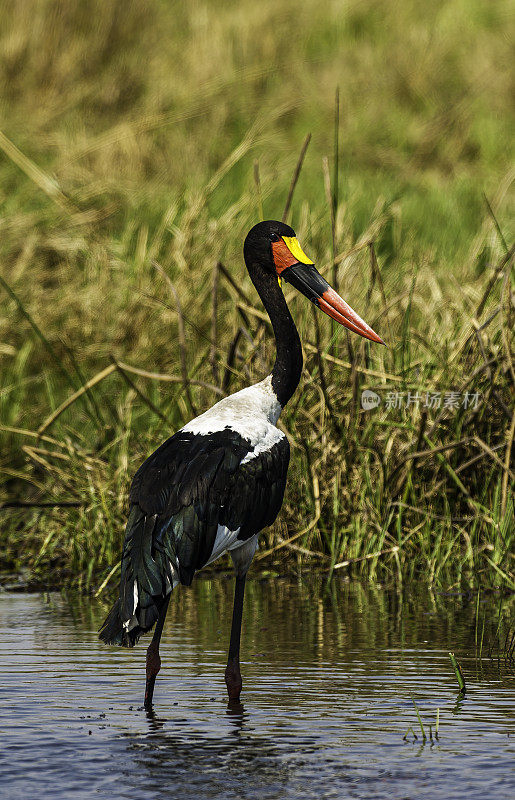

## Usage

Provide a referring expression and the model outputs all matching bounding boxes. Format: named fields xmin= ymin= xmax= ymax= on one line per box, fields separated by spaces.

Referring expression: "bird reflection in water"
xmin=121 ymin=701 xmax=296 ymax=798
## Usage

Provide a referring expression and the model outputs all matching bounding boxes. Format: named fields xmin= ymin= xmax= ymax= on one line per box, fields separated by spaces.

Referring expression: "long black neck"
xmin=246 ymin=263 xmax=303 ymax=408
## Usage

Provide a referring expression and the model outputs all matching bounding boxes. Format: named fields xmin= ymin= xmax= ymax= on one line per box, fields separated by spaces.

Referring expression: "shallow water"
xmin=0 ymin=577 xmax=513 ymax=800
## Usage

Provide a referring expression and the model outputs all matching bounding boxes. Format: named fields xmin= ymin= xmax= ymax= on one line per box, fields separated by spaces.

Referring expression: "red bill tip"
xmin=319 ymin=287 xmax=386 ymax=345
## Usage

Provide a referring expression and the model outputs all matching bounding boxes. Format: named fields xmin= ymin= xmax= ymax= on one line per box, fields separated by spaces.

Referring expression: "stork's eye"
xmin=270 ymin=233 xmax=280 ymax=242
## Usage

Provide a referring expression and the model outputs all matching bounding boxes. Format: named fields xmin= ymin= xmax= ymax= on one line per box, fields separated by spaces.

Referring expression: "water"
xmin=0 ymin=577 xmax=513 ymax=799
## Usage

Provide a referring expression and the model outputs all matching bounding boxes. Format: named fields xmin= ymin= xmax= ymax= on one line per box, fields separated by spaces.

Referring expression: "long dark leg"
xmin=225 ymin=574 xmax=246 ymax=702
xmin=144 ymin=594 xmax=170 ymax=710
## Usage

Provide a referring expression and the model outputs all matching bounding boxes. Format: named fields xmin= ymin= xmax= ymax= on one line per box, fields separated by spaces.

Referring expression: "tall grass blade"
xmin=411 ymin=698 xmax=426 ymax=741
xmin=449 ymin=652 xmax=466 ymax=694
xmin=253 ymin=160 xmax=264 ymax=221
xmin=282 ymin=133 xmax=311 ymax=222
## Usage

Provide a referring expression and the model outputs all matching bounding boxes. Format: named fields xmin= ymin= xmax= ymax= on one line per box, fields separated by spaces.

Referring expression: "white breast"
xmin=181 ymin=374 xmax=284 ymax=460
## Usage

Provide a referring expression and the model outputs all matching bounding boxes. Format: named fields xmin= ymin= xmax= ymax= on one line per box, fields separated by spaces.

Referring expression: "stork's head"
xmin=244 ymin=220 xmax=385 ymax=345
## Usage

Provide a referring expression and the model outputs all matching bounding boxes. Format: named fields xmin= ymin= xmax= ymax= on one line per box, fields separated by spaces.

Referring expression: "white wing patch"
xmin=205 ymin=526 xmax=259 ymax=576
xmin=205 ymin=525 xmax=241 ymax=567
xmin=123 ymin=582 xmax=139 ymax=631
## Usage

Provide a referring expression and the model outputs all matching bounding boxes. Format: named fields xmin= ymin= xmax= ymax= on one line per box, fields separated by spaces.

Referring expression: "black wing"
xmin=99 ymin=427 xmax=289 ymax=646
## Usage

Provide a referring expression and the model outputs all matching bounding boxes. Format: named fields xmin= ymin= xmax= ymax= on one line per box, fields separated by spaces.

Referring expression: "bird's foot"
xmin=225 ymin=658 xmax=242 ymax=701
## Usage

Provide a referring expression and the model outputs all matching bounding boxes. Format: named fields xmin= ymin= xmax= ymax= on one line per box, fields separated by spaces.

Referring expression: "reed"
xmin=449 ymin=652 xmax=466 ymax=694
xmin=411 ymin=698 xmax=426 ymax=742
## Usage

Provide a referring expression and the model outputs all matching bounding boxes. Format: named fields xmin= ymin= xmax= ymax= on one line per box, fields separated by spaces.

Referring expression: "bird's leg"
xmin=144 ymin=594 xmax=170 ymax=710
xmin=225 ymin=573 xmax=247 ymax=702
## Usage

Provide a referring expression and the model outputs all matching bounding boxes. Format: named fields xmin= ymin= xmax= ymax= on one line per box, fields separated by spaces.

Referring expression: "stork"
xmin=99 ymin=220 xmax=384 ymax=707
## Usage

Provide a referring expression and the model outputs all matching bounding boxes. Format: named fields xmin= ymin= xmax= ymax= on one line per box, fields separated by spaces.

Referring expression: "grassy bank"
xmin=0 ymin=0 xmax=513 ymax=592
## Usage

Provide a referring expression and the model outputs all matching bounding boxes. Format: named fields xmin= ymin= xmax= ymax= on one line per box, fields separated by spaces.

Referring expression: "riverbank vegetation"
xmin=0 ymin=0 xmax=513 ymax=592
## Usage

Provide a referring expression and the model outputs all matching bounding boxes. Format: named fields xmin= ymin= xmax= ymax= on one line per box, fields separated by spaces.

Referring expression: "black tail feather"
xmin=99 ymin=594 xmax=168 ymax=647
xmin=98 ymin=599 xmax=139 ymax=647
xmin=98 ymin=504 xmax=176 ymax=648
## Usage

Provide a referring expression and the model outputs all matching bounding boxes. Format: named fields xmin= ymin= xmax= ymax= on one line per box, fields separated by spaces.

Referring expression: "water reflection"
xmin=0 ymin=577 xmax=513 ymax=800
xmin=123 ymin=707 xmax=305 ymax=800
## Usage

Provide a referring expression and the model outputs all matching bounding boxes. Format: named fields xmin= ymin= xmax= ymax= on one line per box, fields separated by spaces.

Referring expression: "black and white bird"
xmin=99 ymin=220 xmax=384 ymax=706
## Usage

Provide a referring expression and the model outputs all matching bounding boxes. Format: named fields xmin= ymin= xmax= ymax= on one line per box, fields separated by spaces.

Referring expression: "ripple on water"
xmin=0 ymin=581 xmax=513 ymax=800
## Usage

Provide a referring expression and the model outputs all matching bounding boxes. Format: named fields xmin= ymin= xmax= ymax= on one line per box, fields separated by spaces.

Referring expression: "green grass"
xmin=0 ymin=0 xmax=513 ymax=592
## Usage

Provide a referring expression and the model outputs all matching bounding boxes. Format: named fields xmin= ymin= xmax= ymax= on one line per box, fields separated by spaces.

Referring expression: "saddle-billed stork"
xmin=99 ymin=220 xmax=384 ymax=707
